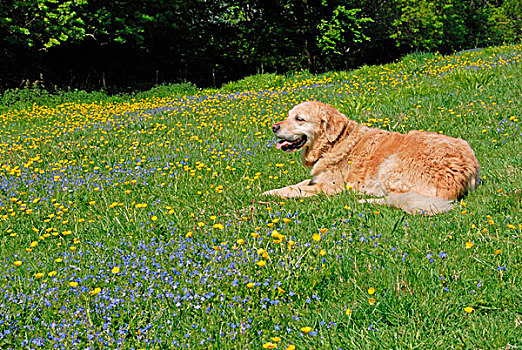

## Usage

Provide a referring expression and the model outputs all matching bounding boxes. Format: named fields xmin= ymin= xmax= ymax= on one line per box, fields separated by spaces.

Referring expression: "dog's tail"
xmin=385 ymin=192 xmax=456 ymax=215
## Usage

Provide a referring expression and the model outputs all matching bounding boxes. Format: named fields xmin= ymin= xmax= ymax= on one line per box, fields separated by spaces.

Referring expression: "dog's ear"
xmin=322 ymin=105 xmax=347 ymax=142
xmin=304 ymin=104 xmax=348 ymax=166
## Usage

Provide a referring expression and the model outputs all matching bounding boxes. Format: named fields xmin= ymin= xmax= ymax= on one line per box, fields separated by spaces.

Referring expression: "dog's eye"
xmin=295 ymin=116 xmax=305 ymax=122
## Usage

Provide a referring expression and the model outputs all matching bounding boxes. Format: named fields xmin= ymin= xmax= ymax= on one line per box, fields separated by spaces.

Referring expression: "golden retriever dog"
xmin=262 ymin=101 xmax=480 ymax=214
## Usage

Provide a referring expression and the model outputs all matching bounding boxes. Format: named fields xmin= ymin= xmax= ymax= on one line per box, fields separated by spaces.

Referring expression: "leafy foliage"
xmin=0 ymin=0 xmax=520 ymax=90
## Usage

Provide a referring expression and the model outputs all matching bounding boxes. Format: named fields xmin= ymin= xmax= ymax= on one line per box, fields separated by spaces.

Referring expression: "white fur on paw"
xmin=358 ymin=198 xmax=386 ymax=204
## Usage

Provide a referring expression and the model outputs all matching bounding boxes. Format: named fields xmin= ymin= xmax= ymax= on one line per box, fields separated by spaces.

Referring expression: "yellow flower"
xmin=464 ymin=306 xmax=474 ymax=313
xmin=247 ymin=282 xmax=256 ymax=288
xmin=368 ymin=297 xmax=376 ymax=305
xmin=89 ymin=287 xmax=101 ymax=296
xmin=256 ymin=260 xmax=266 ymax=267
xmin=237 ymin=239 xmax=245 ymax=245
xmin=263 ymin=342 xmax=277 ymax=349
xmin=35 ymin=272 xmax=44 ymax=279
xmin=251 ymin=232 xmax=260 ymax=238
xmin=318 ymin=228 xmax=328 ymax=234
xmin=48 ymin=270 xmax=57 ymax=277
xmin=30 ymin=241 xmax=38 ymax=247
xmin=286 ymin=345 xmax=295 ymax=350
xmin=14 ymin=260 xmax=22 ymax=267
xmin=345 ymin=308 xmax=352 ymax=316
xmin=55 ymin=258 xmax=62 ymax=263
xmin=213 ymin=223 xmax=224 ymax=230
xmin=300 ymin=326 xmax=312 ymax=334
xmin=151 ymin=215 xmax=158 ymax=221
xmin=111 ymin=266 xmax=120 ymax=274
xmin=89 ymin=201 xmax=96 ymax=205
xmin=320 ymin=249 xmax=326 ymax=256
xmin=368 ymin=287 xmax=375 ymax=295
xmin=312 ymin=233 xmax=321 ymax=242
xmin=69 ymin=281 xmax=78 ymax=287
xmin=186 ymin=231 xmax=193 ymax=238
xmin=465 ymin=242 xmax=473 ymax=249
xmin=271 ymin=337 xmax=281 ymax=342
xmin=495 ymin=248 xmax=502 ymax=254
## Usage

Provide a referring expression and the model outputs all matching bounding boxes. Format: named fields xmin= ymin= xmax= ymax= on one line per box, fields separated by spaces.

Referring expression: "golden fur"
xmin=262 ymin=101 xmax=480 ymax=214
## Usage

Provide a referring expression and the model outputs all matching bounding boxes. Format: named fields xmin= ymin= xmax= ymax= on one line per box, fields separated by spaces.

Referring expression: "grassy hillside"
xmin=0 ymin=44 xmax=521 ymax=349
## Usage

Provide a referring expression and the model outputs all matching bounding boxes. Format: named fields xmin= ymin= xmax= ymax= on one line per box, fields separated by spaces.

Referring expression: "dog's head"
xmin=271 ymin=101 xmax=348 ymax=165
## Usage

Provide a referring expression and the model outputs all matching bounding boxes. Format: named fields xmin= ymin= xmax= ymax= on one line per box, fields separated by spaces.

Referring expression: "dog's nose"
xmin=272 ymin=124 xmax=280 ymax=133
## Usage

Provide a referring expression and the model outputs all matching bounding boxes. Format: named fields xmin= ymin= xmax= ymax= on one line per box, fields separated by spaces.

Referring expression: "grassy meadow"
xmin=1 ymin=44 xmax=521 ymax=349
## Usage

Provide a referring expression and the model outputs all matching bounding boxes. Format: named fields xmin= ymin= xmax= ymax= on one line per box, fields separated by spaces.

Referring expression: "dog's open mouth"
xmin=276 ymin=135 xmax=307 ymax=152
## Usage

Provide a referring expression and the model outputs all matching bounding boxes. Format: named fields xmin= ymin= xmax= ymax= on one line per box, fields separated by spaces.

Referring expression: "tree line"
xmin=1 ymin=0 xmax=520 ymax=91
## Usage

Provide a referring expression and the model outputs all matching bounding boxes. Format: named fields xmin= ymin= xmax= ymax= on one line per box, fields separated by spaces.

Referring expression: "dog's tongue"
xmin=277 ymin=140 xmax=292 ymax=149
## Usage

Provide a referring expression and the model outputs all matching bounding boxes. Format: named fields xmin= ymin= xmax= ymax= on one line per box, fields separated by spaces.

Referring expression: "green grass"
xmin=0 ymin=43 xmax=521 ymax=349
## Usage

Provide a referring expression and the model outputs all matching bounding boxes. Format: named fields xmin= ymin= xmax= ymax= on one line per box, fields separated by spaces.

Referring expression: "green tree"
xmin=0 ymin=0 xmax=88 ymax=49
xmin=317 ymin=5 xmax=373 ymax=67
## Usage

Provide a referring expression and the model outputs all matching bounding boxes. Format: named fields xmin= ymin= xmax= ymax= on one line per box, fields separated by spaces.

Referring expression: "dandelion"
xmin=89 ymin=287 xmax=101 ymax=296
xmin=301 ymin=326 xmax=312 ymax=334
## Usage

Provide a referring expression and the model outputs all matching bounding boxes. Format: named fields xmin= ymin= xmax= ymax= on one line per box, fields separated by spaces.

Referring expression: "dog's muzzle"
xmin=276 ymin=135 xmax=307 ymax=152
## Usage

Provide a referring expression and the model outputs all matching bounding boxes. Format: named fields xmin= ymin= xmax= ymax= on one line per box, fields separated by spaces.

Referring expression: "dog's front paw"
xmin=262 ymin=189 xmax=278 ymax=196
